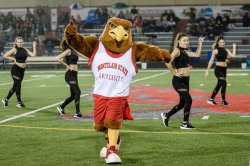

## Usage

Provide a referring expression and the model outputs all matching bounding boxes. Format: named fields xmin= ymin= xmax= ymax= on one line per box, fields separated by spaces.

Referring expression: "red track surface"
xmin=129 ymin=84 xmax=250 ymax=114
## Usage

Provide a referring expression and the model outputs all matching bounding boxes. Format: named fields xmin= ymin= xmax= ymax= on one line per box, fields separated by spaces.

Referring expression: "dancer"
xmin=56 ymin=40 xmax=87 ymax=118
xmin=161 ymin=33 xmax=204 ymax=129
xmin=205 ymin=36 xmax=236 ymax=105
xmin=2 ymin=37 xmax=36 ymax=108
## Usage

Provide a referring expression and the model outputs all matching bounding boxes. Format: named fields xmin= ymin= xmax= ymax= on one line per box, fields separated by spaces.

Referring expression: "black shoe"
xmin=16 ymin=101 xmax=25 ymax=108
xmin=74 ymin=113 xmax=83 ymax=118
xmin=180 ymin=122 xmax=196 ymax=130
xmin=57 ymin=106 xmax=65 ymax=115
xmin=2 ymin=99 xmax=8 ymax=107
xmin=221 ymin=100 xmax=229 ymax=106
xmin=161 ymin=112 xmax=169 ymax=127
xmin=207 ymin=98 xmax=217 ymax=105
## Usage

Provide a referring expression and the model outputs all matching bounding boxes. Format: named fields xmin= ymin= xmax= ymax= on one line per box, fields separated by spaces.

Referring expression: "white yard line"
xmin=0 ymin=72 xmax=168 ymax=124
xmin=132 ymin=72 xmax=168 ymax=83
xmin=0 ymin=94 xmax=89 ymax=124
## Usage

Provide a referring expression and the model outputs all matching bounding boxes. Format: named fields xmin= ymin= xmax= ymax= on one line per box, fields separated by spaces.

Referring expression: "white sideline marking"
xmin=78 ymin=74 xmax=92 ymax=77
xmin=240 ymin=115 xmax=250 ymax=118
xmin=0 ymin=74 xmax=91 ymax=86
xmin=227 ymin=73 xmax=248 ymax=76
xmin=40 ymin=84 xmax=47 ymax=87
xmin=0 ymin=94 xmax=89 ymax=124
xmin=202 ymin=116 xmax=209 ymax=120
xmin=0 ymin=75 xmax=59 ymax=86
xmin=0 ymin=72 xmax=167 ymax=124
xmin=30 ymin=75 xmax=56 ymax=78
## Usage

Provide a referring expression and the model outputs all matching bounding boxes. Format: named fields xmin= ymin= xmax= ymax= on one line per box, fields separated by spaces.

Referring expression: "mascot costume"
xmin=63 ymin=17 xmax=171 ymax=164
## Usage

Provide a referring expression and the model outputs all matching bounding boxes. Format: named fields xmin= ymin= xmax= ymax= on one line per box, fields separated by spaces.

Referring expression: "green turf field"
xmin=0 ymin=69 xmax=249 ymax=166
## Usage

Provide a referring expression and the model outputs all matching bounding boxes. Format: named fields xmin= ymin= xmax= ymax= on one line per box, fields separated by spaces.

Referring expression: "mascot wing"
xmin=133 ymin=42 xmax=171 ymax=63
xmin=63 ymin=20 xmax=98 ymax=58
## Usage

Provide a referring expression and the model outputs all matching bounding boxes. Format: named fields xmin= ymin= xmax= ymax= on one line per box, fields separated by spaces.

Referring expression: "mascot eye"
xmin=124 ymin=28 xmax=129 ymax=32
xmin=109 ymin=22 xmax=117 ymax=29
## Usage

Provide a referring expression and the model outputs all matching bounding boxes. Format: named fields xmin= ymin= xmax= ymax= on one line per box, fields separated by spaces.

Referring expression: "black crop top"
xmin=65 ymin=48 xmax=79 ymax=65
xmin=15 ymin=47 xmax=28 ymax=63
xmin=174 ymin=47 xmax=189 ymax=69
xmin=216 ymin=47 xmax=227 ymax=62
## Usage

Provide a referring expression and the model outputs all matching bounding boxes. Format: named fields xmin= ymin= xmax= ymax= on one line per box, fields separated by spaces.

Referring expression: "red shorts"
xmin=93 ymin=94 xmax=133 ymax=125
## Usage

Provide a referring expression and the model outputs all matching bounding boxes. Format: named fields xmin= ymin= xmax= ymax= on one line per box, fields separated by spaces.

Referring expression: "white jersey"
xmin=89 ymin=41 xmax=137 ymax=97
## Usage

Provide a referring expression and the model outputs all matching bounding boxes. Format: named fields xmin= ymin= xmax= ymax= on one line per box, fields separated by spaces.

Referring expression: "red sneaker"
xmin=105 ymin=146 xmax=121 ymax=164
xmin=100 ymin=135 xmax=121 ymax=157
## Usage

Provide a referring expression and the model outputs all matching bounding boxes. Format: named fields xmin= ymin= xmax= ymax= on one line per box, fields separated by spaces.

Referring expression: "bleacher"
xmin=2 ymin=22 xmax=249 ymax=69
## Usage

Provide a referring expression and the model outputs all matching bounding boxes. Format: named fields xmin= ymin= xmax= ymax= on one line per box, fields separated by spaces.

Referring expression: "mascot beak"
xmin=109 ymin=25 xmax=128 ymax=42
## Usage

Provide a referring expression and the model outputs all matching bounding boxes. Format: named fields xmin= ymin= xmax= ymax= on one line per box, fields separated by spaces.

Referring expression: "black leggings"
xmin=6 ymin=64 xmax=25 ymax=102
xmin=210 ymin=66 xmax=227 ymax=100
xmin=61 ymin=70 xmax=81 ymax=114
xmin=168 ymin=76 xmax=192 ymax=122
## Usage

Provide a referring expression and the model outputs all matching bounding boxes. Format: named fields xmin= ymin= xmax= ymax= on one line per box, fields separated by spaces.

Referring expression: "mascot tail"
xmin=123 ymin=101 xmax=133 ymax=120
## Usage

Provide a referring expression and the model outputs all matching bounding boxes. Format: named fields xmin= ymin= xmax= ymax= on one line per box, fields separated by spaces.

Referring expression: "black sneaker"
xmin=2 ymin=99 xmax=8 ymax=107
xmin=16 ymin=101 xmax=25 ymax=108
xmin=180 ymin=122 xmax=196 ymax=130
xmin=221 ymin=100 xmax=229 ymax=106
xmin=207 ymin=98 xmax=217 ymax=105
xmin=161 ymin=112 xmax=169 ymax=127
xmin=74 ymin=113 xmax=83 ymax=118
xmin=57 ymin=106 xmax=65 ymax=115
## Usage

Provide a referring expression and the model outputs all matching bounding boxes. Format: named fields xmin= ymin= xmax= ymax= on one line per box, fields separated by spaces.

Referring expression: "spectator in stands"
xmin=215 ymin=13 xmax=223 ymax=23
xmin=58 ymin=11 xmax=70 ymax=26
xmin=160 ymin=11 xmax=171 ymax=32
xmin=197 ymin=8 xmax=205 ymax=20
xmin=214 ymin=18 xmax=224 ymax=36
xmin=242 ymin=12 xmax=250 ymax=27
xmin=161 ymin=33 xmax=205 ymax=129
xmin=23 ymin=23 xmax=31 ymax=42
xmin=44 ymin=38 xmax=54 ymax=56
xmin=167 ymin=17 xmax=176 ymax=31
xmin=95 ymin=7 xmax=102 ymax=21
xmin=56 ymin=40 xmax=88 ymax=118
xmin=117 ymin=11 xmax=125 ymax=19
xmin=130 ymin=5 xmax=138 ymax=15
xmin=0 ymin=40 xmax=4 ymax=54
xmin=36 ymin=6 xmax=45 ymax=19
xmin=189 ymin=8 xmax=196 ymax=22
xmin=146 ymin=17 xmax=157 ymax=32
xmin=168 ymin=9 xmax=178 ymax=22
xmin=37 ymin=19 xmax=46 ymax=46
xmin=222 ymin=13 xmax=231 ymax=31
xmin=134 ymin=15 xmax=143 ymax=36
xmin=124 ymin=9 xmax=133 ymax=22
xmin=130 ymin=5 xmax=138 ymax=20
xmin=189 ymin=23 xmax=199 ymax=36
xmin=101 ymin=6 xmax=109 ymax=24
xmin=161 ymin=10 xmax=169 ymax=19
xmin=2 ymin=37 xmax=36 ymax=108
xmin=206 ymin=23 xmax=216 ymax=40
xmin=205 ymin=36 xmax=237 ymax=106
